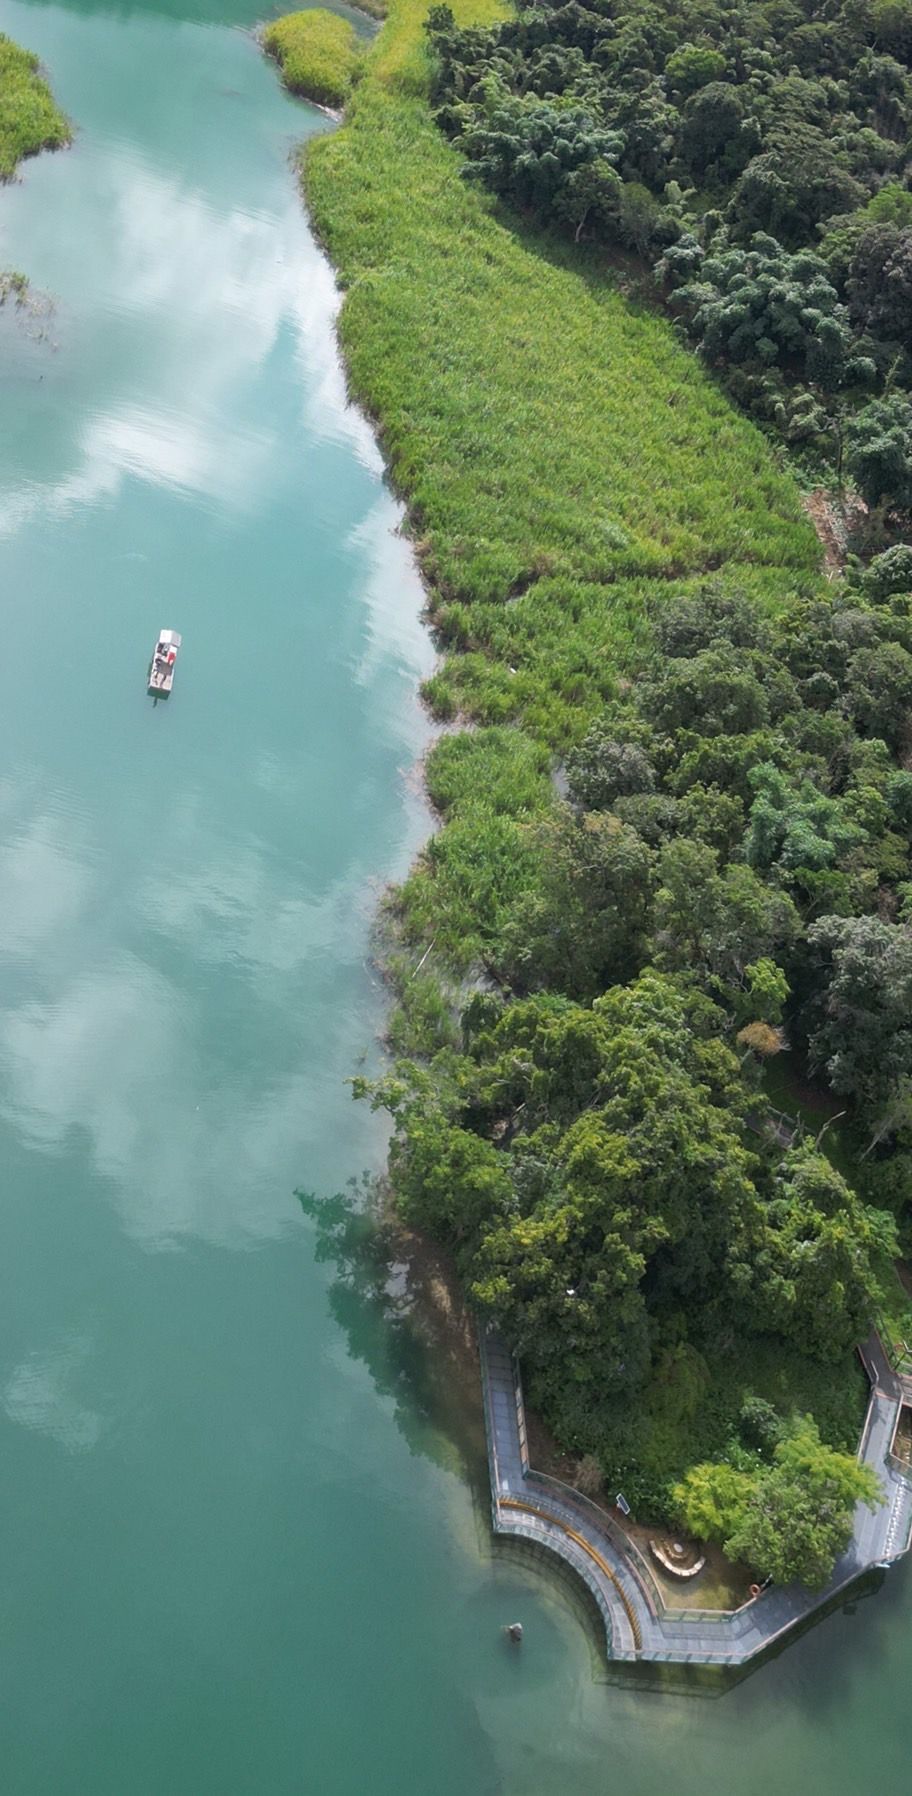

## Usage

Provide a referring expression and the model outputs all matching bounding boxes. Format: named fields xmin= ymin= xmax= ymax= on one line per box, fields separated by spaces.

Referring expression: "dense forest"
xmin=363 ymin=562 xmax=912 ymax=1576
xmin=295 ymin=0 xmax=912 ymax=1584
xmin=426 ymin=0 xmax=912 ymax=504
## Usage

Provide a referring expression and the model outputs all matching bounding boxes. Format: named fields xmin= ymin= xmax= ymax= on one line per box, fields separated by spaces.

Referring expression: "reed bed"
xmin=302 ymin=0 xmax=820 ymax=733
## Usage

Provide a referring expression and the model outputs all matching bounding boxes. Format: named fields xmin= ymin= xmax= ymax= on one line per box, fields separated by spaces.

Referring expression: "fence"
xmin=508 ymin=1355 xmax=763 ymax=1628
xmin=478 ymin=1319 xmax=912 ymax=1668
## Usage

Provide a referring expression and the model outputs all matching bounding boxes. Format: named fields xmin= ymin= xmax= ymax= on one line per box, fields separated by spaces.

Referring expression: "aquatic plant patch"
xmin=263 ymin=10 xmax=361 ymax=111
xmin=0 ymin=33 xmax=69 ymax=181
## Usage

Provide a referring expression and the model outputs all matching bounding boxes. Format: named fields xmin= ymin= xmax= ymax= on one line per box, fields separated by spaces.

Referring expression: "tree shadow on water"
xmin=296 ymin=1178 xmax=490 ymax=1500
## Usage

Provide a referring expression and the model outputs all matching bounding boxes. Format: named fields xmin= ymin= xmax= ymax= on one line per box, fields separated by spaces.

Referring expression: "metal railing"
xmin=499 ymin=1495 xmax=642 ymax=1652
xmin=478 ymin=1319 xmax=912 ymax=1667
xmin=524 ymin=1472 xmax=664 ymax=1612
xmin=525 ymin=1474 xmax=769 ymax=1625
xmin=496 ymin=1510 xmax=623 ymax=1653
xmin=500 ymin=1350 xmax=766 ymax=1629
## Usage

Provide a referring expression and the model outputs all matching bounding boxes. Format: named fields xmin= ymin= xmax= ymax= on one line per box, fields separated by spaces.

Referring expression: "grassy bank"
xmin=0 ymin=34 xmax=69 ymax=181
xmin=273 ymin=1 xmax=905 ymax=1551
xmin=302 ymin=0 xmax=820 ymax=743
xmin=263 ymin=10 xmax=361 ymax=110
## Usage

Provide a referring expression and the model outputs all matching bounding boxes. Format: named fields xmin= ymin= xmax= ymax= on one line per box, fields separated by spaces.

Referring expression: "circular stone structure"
xmin=649 ymin=1538 xmax=707 ymax=1579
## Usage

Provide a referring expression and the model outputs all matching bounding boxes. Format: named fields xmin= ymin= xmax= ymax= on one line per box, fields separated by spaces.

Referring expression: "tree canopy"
xmin=676 ymin=1415 xmax=882 ymax=1589
xmin=371 ymin=569 xmax=912 ymax=1572
xmin=425 ymin=0 xmax=912 ymax=513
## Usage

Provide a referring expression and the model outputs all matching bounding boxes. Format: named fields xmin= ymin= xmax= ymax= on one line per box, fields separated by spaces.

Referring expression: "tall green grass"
xmin=263 ymin=11 xmax=361 ymax=111
xmin=302 ymin=0 xmax=820 ymax=735
xmin=296 ymin=0 xmax=827 ymax=938
xmin=274 ymin=0 xmax=864 ymax=1498
xmin=0 ymin=34 xmax=69 ymax=182
xmin=424 ymin=564 xmax=826 ymax=745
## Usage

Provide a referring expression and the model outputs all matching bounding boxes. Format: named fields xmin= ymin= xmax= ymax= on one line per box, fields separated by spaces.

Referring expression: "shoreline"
xmin=263 ymin=0 xmax=912 ymax=1636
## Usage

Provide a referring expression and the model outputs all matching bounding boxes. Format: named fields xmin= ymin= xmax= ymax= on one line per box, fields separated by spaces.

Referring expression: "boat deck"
xmin=148 ymin=628 xmax=181 ymax=697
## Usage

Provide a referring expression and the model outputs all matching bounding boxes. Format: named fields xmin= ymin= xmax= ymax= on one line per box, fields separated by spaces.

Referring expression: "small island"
xmin=1 ymin=30 xmax=70 ymax=307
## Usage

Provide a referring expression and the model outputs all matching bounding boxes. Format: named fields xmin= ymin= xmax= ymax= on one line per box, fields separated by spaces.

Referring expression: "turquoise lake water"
xmin=0 ymin=1 xmax=908 ymax=1789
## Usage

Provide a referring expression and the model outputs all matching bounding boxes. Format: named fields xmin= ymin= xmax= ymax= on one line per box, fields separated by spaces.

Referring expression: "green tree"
xmin=616 ymin=181 xmax=663 ymax=254
xmin=887 ymin=769 xmax=912 ymax=832
xmin=671 ymin=730 xmax=782 ymax=804
xmin=641 ymin=646 xmax=769 ymax=738
xmin=725 ymin=1418 xmax=882 ymax=1589
xmin=739 ymin=957 xmax=789 ymax=1026
xmin=664 ymin=42 xmax=727 ymax=100
xmin=652 ymin=585 xmax=774 ymax=659
xmin=807 ymin=915 xmax=912 ymax=1136
xmin=470 ymin=978 xmax=761 ymax=1392
xmin=389 ymin=1105 xmax=512 ymax=1249
xmin=556 ymin=159 xmax=623 ymax=242
xmin=470 ymin=1111 xmax=654 ymax=1390
xmin=846 ymin=395 xmax=912 ymax=513
xmin=847 ymin=225 xmax=912 ymax=346
xmin=654 ymin=837 xmax=799 ymax=991
xmin=871 ymin=0 xmax=912 ymax=59
xmin=753 ymin=1145 xmax=896 ymax=1358
xmin=671 ymin=237 xmax=854 ymax=389
xmin=676 ymin=782 xmax=746 ymax=859
xmin=455 ymin=90 xmax=624 ymax=217
xmin=862 ymin=544 xmax=912 ymax=603
xmin=604 ymin=78 xmax=678 ymax=189
xmin=498 ymin=807 xmax=654 ymax=998
xmin=844 ymin=641 xmax=912 ymax=750
xmin=820 ymin=185 xmax=912 ymax=285
xmin=745 ymin=762 xmax=865 ymax=881
xmin=846 ymin=54 xmax=912 ymax=144
xmin=672 ymin=1461 xmax=755 ymax=1543
xmin=681 ymin=82 xmax=757 ymax=181
xmin=730 ymin=127 xmax=863 ymax=244
xmin=566 ymin=731 xmax=656 ymax=811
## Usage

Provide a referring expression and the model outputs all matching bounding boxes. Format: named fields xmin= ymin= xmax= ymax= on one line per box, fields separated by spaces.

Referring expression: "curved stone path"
xmin=479 ymin=1326 xmax=912 ymax=1666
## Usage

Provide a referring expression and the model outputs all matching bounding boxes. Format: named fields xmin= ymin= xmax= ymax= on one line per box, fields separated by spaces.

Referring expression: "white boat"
xmin=148 ymin=629 xmax=182 ymax=696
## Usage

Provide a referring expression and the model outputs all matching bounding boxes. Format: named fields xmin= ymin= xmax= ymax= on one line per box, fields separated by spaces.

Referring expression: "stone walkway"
xmin=478 ymin=1325 xmax=912 ymax=1666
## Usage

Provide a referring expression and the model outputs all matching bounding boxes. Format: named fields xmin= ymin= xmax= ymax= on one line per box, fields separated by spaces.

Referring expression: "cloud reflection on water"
xmin=0 ymin=71 xmax=425 ymax=1253
xmin=0 ymin=799 xmax=96 ymax=958
xmin=3 ymin=1334 xmax=104 ymax=1453
xmin=0 ymin=142 xmax=383 ymax=538
xmin=0 ymin=778 xmax=383 ymax=1249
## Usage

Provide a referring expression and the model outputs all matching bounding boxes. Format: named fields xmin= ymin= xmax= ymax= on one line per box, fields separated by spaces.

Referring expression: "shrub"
xmin=862 ymin=544 xmax=912 ymax=602
xmin=846 ymin=395 xmax=912 ymax=512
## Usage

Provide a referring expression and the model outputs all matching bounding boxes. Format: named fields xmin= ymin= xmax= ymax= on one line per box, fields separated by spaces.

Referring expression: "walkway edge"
xmin=477 ymin=1323 xmax=912 ymax=1668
